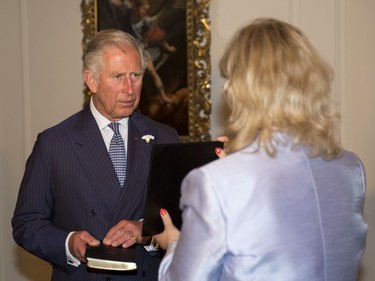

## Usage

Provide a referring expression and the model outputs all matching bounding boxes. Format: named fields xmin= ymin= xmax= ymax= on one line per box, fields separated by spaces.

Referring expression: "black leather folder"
xmin=142 ymin=141 xmax=224 ymax=236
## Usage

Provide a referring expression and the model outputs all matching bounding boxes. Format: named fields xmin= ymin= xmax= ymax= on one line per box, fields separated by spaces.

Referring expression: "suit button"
xmin=90 ymin=209 xmax=96 ymax=216
xmin=142 ymin=270 xmax=147 ymax=276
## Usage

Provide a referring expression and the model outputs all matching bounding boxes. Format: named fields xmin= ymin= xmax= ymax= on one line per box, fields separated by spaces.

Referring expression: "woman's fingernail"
xmin=215 ymin=148 xmax=222 ymax=155
xmin=160 ymin=208 xmax=167 ymax=215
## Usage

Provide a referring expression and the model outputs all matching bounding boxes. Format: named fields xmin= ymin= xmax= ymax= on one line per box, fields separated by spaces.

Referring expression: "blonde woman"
xmin=155 ymin=18 xmax=368 ymax=281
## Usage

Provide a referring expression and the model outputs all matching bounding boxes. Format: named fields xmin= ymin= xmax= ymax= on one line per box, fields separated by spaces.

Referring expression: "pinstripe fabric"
xmin=12 ymin=106 xmax=180 ymax=281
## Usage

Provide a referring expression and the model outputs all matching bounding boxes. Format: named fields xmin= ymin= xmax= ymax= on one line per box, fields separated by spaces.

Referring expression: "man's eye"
xmin=114 ymin=74 xmax=124 ymax=79
xmin=130 ymin=72 xmax=143 ymax=81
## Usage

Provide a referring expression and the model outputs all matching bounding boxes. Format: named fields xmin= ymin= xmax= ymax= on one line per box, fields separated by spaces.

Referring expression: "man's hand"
xmin=103 ymin=220 xmax=145 ymax=248
xmin=68 ymin=231 xmax=100 ymax=263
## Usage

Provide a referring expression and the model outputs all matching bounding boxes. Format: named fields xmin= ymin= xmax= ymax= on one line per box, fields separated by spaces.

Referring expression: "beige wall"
xmin=1 ymin=0 xmax=374 ymax=280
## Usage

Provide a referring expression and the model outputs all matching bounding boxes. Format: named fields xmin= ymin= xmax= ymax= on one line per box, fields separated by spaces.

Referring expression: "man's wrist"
xmin=65 ymin=232 xmax=80 ymax=267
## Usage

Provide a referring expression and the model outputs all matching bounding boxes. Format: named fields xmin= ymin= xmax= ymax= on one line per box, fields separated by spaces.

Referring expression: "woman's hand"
xmin=215 ymin=136 xmax=229 ymax=158
xmin=154 ymin=208 xmax=180 ymax=250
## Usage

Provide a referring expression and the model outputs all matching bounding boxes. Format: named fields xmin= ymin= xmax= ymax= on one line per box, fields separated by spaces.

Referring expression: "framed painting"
xmin=81 ymin=0 xmax=212 ymax=141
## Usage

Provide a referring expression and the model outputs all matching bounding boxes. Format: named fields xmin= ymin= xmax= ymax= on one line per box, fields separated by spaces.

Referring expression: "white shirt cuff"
xmin=143 ymin=235 xmax=159 ymax=256
xmin=65 ymin=232 xmax=81 ymax=267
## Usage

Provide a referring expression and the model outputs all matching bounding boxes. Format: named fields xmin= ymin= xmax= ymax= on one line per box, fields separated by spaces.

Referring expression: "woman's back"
xmin=156 ymin=18 xmax=367 ymax=281
xmin=167 ymin=142 xmax=367 ymax=281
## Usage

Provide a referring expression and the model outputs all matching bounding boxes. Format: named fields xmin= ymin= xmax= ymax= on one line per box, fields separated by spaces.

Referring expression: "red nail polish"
xmin=160 ymin=208 xmax=167 ymax=215
xmin=215 ymin=148 xmax=222 ymax=155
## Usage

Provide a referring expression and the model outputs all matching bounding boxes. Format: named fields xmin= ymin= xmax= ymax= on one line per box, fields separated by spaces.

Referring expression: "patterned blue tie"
xmin=108 ymin=122 xmax=127 ymax=188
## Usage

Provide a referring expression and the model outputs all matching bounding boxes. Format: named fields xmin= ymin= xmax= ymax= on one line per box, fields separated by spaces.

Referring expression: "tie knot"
xmin=109 ymin=122 xmax=120 ymax=135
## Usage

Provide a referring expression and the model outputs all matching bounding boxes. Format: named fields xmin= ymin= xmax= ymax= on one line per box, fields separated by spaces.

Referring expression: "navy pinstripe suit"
xmin=12 ymin=106 xmax=179 ymax=281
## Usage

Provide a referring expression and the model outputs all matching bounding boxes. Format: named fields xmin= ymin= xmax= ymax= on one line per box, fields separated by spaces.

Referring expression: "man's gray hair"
xmin=83 ymin=29 xmax=146 ymax=79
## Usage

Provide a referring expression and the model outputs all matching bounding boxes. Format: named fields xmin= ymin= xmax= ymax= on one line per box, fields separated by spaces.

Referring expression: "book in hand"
xmin=142 ymin=141 xmax=224 ymax=237
xmin=85 ymin=244 xmax=137 ymax=271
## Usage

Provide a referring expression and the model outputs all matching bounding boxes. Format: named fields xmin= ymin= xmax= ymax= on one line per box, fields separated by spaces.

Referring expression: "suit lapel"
xmin=112 ymin=112 xmax=156 ymax=222
xmin=70 ymin=109 xmax=156 ymax=223
xmin=126 ymin=111 xmax=154 ymax=179
xmin=70 ymin=107 xmax=121 ymax=212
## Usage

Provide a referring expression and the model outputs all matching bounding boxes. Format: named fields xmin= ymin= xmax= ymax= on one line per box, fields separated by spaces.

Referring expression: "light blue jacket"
xmin=159 ymin=140 xmax=368 ymax=281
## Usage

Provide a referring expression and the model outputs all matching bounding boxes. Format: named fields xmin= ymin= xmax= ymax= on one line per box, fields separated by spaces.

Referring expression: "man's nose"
xmin=122 ymin=76 xmax=134 ymax=93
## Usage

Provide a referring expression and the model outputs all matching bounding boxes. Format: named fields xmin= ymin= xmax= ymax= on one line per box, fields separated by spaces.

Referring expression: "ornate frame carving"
xmin=81 ymin=0 xmax=211 ymax=141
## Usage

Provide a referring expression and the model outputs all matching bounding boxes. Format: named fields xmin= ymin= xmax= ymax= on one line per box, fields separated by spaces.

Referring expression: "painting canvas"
xmin=82 ymin=0 xmax=211 ymax=141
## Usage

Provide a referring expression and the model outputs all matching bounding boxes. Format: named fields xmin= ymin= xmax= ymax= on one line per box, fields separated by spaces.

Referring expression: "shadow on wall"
xmin=358 ymin=265 xmax=365 ymax=281
xmin=359 ymin=190 xmax=375 ymax=281
xmin=14 ymin=246 xmax=51 ymax=281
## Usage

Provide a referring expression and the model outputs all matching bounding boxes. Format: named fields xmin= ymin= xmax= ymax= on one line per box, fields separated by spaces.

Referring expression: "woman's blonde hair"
xmin=219 ymin=18 xmax=341 ymax=159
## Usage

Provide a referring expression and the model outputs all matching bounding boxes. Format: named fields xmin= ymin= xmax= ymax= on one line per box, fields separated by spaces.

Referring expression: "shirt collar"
xmin=90 ymin=98 xmax=129 ymax=130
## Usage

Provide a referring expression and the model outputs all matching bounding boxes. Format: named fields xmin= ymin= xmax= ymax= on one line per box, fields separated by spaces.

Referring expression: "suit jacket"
xmin=159 ymin=140 xmax=368 ymax=281
xmin=12 ymin=106 xmax=179 ymax=281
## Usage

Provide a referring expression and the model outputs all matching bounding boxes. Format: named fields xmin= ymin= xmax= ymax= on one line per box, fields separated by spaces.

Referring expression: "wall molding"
xmin=288 ymin=0 xmax=301 ymax=26
xmin=334 ymin=0 xmax=349 ymax=145
xmin=21 ymin=0 xmax=31 ymax=159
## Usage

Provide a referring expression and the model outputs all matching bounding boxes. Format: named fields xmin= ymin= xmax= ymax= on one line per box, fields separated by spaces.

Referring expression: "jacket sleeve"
xmin=12 ymin=134 xmax=76 ymax=273
xmin=158 ymin=168 xmax=226 ymax=281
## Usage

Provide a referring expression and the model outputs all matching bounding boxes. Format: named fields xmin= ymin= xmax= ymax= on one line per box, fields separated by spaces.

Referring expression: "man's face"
xmin=85 ymin=45 xmax=143 ymax=121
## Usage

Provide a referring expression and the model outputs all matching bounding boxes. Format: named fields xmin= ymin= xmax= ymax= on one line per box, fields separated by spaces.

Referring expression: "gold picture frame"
xmin=81 ymin=0 xmax=211 ymax=142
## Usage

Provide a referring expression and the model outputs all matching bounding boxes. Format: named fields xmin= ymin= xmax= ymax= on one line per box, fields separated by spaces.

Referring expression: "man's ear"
xmin=83 ymin=69 xmax=98 ymax=93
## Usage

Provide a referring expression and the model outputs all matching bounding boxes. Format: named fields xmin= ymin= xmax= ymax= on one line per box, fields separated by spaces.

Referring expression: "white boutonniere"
xmin=141 ymin=134 xmax=155 ymax=143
